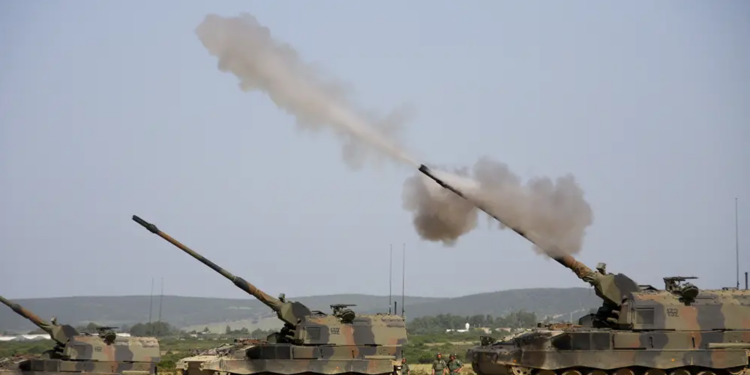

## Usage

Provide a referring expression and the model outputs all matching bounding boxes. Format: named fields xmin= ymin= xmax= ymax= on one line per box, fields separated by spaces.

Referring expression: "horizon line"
xmin=4 ymin=286 xmax=594 ymax=301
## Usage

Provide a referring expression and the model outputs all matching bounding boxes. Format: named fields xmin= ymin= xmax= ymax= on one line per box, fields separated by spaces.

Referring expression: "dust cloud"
xmin=195 ymin=13 xmax=594 ymax=256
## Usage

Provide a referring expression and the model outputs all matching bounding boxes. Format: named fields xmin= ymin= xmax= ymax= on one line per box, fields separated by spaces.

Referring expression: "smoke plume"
xmin=195 ymin=13 xmax=418 ymax=170
xmin=401 ymin=166 xmax=479 ymax=246
xmin=402 ymin=158 xmax=593 ymax=255
xmin=195 ymin=13 xmax=594 ymax=256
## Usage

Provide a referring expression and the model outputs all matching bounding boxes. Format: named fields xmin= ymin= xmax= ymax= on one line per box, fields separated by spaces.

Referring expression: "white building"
xmin=445 ymin=323 xmax=471 ymax=333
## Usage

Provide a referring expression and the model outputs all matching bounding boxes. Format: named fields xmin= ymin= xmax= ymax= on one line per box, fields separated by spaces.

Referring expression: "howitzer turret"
xmin=0 ymin=295 xmax=160 ymax=375
xmin=418 ymin=164 xmax=750 ymax=375
xmin=132 ymin=214 xmax=407 ymax=375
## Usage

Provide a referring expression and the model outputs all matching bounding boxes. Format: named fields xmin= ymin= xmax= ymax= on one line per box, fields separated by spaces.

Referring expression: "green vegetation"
xmin=0 ymin=312 xmax=543 ymax=368
xmin=403 ymin=331 xmax=480 ymax=364
xmin=409 ymin=333 xmax=474 ymax=351
xmin=0 ymin=288 xmax=599 ymax=333
xmin=0 ymin=341 xmax=53 ymax=358
xmin=402 ymin=311 xmax=543 ymax=363
xmin=407 ymin=311 xmax=538 ymax=334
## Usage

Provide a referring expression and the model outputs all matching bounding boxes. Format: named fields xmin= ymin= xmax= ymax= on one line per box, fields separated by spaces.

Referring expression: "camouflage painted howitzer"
xmin=417 ymin=165 xmax=750 ymax=375
xmin=0 ymin=295 xmax=160 ymax=375
xmin=132 ymin=215 xmax=408 ymax=375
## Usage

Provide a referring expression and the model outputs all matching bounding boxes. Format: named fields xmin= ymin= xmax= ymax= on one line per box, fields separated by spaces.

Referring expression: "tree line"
xmin=17 ymin=310 xmax=542 ymax=338
xmin=407 ymin=311 xmax=538 ymax=334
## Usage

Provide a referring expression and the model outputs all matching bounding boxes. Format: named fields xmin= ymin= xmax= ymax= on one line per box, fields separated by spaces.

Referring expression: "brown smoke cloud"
xmin=401 ymin=166 xmax=479 ymax=245
xmin=401 ymin=158 xmax=593 ymax=255
xmin=195 ymin=13 xmax=594 ymax=256
xmin=195 ymin=13 xmax=418 ymax=170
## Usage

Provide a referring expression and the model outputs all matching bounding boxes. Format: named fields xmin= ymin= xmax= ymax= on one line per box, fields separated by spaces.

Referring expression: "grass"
xmin=401 ymin=332 xmax=480 ymax=364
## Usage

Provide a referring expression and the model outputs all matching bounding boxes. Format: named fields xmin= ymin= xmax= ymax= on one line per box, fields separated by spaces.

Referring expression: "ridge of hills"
xmin=0 ymin=288 xmax=600 ymax=333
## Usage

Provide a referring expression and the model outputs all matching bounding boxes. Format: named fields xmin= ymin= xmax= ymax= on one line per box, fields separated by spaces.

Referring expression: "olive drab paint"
xmin=0 ymin=296 xmax=160 ymax=375
xmin=132 ymin=215 xmax=408 ymax=375
xmin=417 ymin=164 xmax=750 ymax=375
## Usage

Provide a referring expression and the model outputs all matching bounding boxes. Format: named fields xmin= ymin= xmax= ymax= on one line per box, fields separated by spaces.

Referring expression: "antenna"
xmin=401 ymin=243 xmax=405 ymax=317
xmin=157 ymin=277 xmax=164 ymax=336
xmin=736 ymin=197 xmax=740 ymax=289
xmin=148 ymin=277 xmax=154 ymax=335
xmin=389 ymin=244 xmax=393 ymax=314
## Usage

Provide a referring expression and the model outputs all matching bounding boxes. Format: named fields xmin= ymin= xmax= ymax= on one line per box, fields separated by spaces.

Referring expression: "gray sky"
xmin=1 ymin=1 xmax=748 ymax=300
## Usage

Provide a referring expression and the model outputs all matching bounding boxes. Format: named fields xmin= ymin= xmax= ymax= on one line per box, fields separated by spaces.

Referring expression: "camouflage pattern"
xmin=0 ymin=295 xmax=160 ymax=375
xmin=176 ymin=355 xmax=217 ymax=375
xmin=417 ymin=164 xmax=750 ymax=375
xmin=175 ymin=339 xmax=260 ymax=375
xmin=132 ymin=215 xmax=408 ymax=375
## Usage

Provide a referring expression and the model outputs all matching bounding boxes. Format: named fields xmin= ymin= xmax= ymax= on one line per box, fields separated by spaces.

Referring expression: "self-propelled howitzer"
xmin=132 ymin=215 xmax=407 ymax=375
xmin=417 ymin=164 xmax=750 ymax=375
xmin=0 ymin=296 xmax=160 ymax=375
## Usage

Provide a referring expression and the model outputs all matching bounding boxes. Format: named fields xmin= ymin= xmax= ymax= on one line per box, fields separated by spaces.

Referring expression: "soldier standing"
xmin=432 ymin=353 xmax=447 ymax=375
xmin=401 ymin=358 xmax=410 ymax=375
xmin=447 ymin=354 xmax=463 ymax=375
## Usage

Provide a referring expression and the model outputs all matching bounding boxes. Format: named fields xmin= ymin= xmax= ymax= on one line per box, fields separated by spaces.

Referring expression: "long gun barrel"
xmin=132 ymin=215 xmax=284 ymax=313
xmin=417 ymin=164 xmax=640 ymax=309
xmin=0 ymin=295 xmax=78 ymax=345
xmin=417 ymin=165 xmax=594 ymax=280
xmin=0 ymin=296 xmax=54 ymax=334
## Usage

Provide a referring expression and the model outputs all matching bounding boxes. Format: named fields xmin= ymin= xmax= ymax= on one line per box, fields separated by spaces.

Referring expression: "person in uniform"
xmin=447 ymin=354 xmax=463 ymax=375
xmin=401 ymin=358 xmax=410 ymax=375
xmin=432 ymin=353 xmax=447 ymax=375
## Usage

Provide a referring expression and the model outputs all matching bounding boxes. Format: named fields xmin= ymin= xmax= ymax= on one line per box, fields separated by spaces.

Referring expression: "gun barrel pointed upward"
xmin=132 ymin=215 xmax=297 ymax=321
xmin=416 ymin=164 xmax=640 ymax=307
xmin=0 ymin=295 xmax=78 ymax=345
xmin=417 ymin=164 xmax=589 ymax=273
xmin=0 ymin=296 xmax=53 ymax=334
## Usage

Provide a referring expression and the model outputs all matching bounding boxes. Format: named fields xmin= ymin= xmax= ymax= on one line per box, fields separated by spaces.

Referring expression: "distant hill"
xmin=402 ymin=287 xmax=599 ymax=321
xmin=0 ymin=288 xmax=600 ymax=333
xmin=0 ymin=294 xmax=439 ymax=333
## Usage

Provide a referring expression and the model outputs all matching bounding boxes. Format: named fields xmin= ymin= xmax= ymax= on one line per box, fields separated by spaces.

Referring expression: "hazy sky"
xmin=1 ymin=1 xmax=748 ymax=300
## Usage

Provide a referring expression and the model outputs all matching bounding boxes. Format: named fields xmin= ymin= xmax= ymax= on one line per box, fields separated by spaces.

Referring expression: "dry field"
xmin=409 ymin=364 xmax=476 ymax=375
